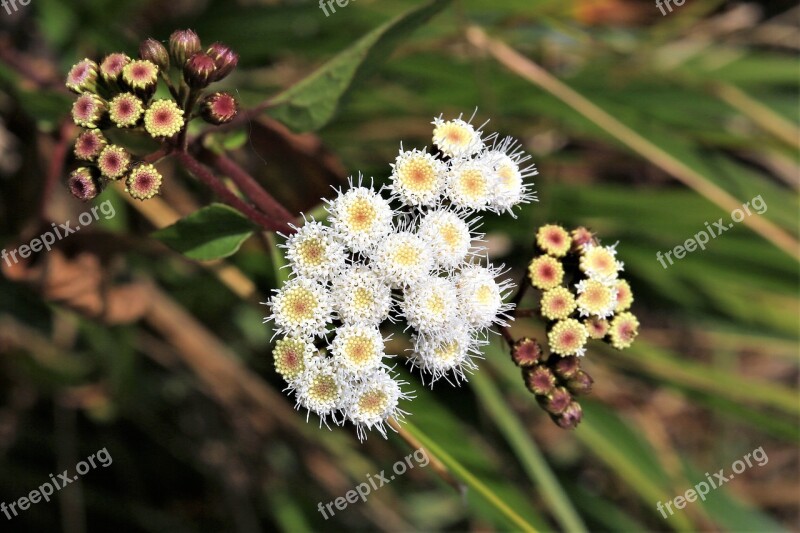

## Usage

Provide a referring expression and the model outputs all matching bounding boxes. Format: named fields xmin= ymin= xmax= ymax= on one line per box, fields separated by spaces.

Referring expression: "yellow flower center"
xmin=433 ymin=341 xmax=460 ymax=362
xmin=393 ymin=242 xmax=421 ymax=267
xmin=283 ymin=287 xmax=317 ymax=322
xmin=346 ymin=198 xmax=376 ymax=232
xmin=399 ymin=157 xmax=436 ymax=192
xmin=296 ymin=237 xmax=324 ymax=265
xmin=343 ymin=335 xmax=375 ymax=367
xmin=309 ymin=374 xmax=339 ymax=403
xmin=352 ymin=287 xmax=374 ymax=311
xmin=475 ymin=284 xmax=495 ymax=306
xmin=458 ymin=169 xmax=487 ymax=199
xmin=439 ymin=222 xmax=461 ymax=251
xmin=357 ymin=389 xmax=388 ymax=416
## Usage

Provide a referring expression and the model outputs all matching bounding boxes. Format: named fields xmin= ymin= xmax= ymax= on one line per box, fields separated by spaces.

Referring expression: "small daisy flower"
xmin=388 ymin=148 xmax=446 ymax=206
xmin=71 ymin=93 xmax=107 ymax=128
xmin=540 ymin=287 xmax=577 ymax=320
xmin=267 ymin=278 xmax=333 ymax=338
xmin=125 ymin=163 xmax=163 ymax=200
xmin=273 ymin=336 xmax=314 ymax=383
xmin=418 ymin=209 xmax=478 ymax=270
xmin=326 ymin=182 xmax=394 ymax=254
xmin=446 ymin=160 xmax=495 ymax=210
xmin=282 ymin=220 xmax=346 ymax=282
xmin=100 ymin=53 xmax=130 ymax=83
xmin=295 ymin=356 xmax=346 ymax=427
xmin=609 ymin=312 xmax=639 ymax=350
xmin=485 ymin=137 xmax=537 ymax=214
xmin=585 ymin=317 xmax=610 ymax=339
xmin=528 ymin=255 xmax=564 ymax=290
xmin=548 ymin=318 xmax=589 ymax=357
xmin=144 ymin=99 xmax=185 ymax=139
xmin=371 ymin=231 xmax=434 ymax=287
xmin=575 ymin=279 xmax=617 ymax=319
xmin=411 ymin=324 xmax=481 ymax=386
xmin=329 ymin=323 xmax=387 ymax=375
xmin=536 ymin=224 xmax=571 ymax=257
xmin=345 ymin=369 xmax=409 ymax=441
xmin=614 ymin=279 xmax=634 ymax=312
xmin=432 ymin=115 xmax=483 ymax=158
xmin=97 ymin=145 xmax=131 ymax=180
xmin=580 ymin=244 xmax=623 ymax=281
xmin=66 ymin=59 xmax=98 ymax=94
xmin=109 ymin=93 xmax=144 ymax=127
xmin=67 ymin=167 xmax=101 ymax=201
xmin=456 ymin=264 xmax=512 ymax=329
xmin=402 ymin=277 xmax=460 ymax=334
xmin=330 ymin=266 xmax=393 ymax=325
xmin=73 ymin=129 xmax=107 ymax=161
xmin=122 ymin=59 xmax=159 ymax=95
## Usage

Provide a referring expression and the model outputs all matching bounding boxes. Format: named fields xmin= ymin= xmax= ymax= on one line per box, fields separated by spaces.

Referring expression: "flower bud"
xmin=566 ymin=370 xmax=593 ymax=396
xmin=571 ymin=226 xmax=597 ymax=251
xmin=66 ymin=59 xmax=99 ymax=94
xmin=183 ymin=52 xmax=217 ymax=89
xmin=550 ymin=355 xmax=580 ymax=380
xmin=109 ymin=93 xmax=144 ymax=128
xmin=536 ymin=224 xmax=571 ymax=257
xmin=97 ymin=145 xmax=132 ymax=180
xmin=100 ymin=53 xmax=130 ymax=84
xmin=74 ymin=129 xmax=108 ymax=161
xmin=206 ymin=42 xmax=239 ymax=81
xmin=144 ymin=99 xmax=185 ymax=139
xmin=585 ymin=317 xmax=609 ymax=340
xmin=511 ymin=337 xmax=541 ymax=368
xmin=523 ymin=366 xmax=555 ymax=396
xmin=122 ymin=60 xmax=159 ymax=100
xmin=71 ymin=93 xmax=107 ymax=128
xmin=140 ymin=38 xmax=170 ymax=70
xmin=201 ymin=92 xmax=238 ymax=125
xmin=555 ymin=401 xmax=583 ymax=430
xmin=169 ymin=29 xmax=202 ymax=67
xmin=126 ymin=163 xmax=163 ymax=200
xmin=67 ymin=167 xmax=102 ymax=201
xmin=543 ymin=386 xmax=572 ymax=416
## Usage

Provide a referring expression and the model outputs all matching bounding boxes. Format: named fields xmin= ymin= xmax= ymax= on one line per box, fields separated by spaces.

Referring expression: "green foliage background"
xmin=0 ymin=0 xmax=797 ymax=531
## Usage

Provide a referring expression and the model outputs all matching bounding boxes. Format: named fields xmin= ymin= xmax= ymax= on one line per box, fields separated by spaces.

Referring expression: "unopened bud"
xmin=511 ymin=337 xmax=541 ymax=368
xmin=122 ymin=60 xmax=159 ymax=100
xmin=555 ymin=401 xmax=583 ymax=429
xmin=523 ymin=366 xmax=555 ymax=396
xmin=71 ymin=93 xmax=107 ymax=128
xmin=201 ymin=92 xmax=238 ymax=125
xmin=550 ymin=355 xmax=580 ymax=380
xmin=566 ymin=370 xmax=593 ymax=396
xmin=571 ymin=226 xmax=598 ymax=251
xmin=140 ymin=38 xmax=170 ymax=70
xmin=183 ymin=52 xmax=217 ymax=89
xmin=169 ymin=29 xmax=202 ymax=67
xmin=67 ymin=167 xmax=102 ymax=201
xmin=66 ymin=59 xmax=99 ymax=94
xmin=100 ymin=53 xmax=130 ymax=84
xmin=543 ymin=387 xmax=572 ymax=416
xmin=206 ymin=42 xmax=239 ymax=81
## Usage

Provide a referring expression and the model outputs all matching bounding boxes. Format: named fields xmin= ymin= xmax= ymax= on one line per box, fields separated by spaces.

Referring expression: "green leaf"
xmin=151 ymin=203 xmax=259 ymax=261
xmin=267 ymin=0 xmax=451 ymax=132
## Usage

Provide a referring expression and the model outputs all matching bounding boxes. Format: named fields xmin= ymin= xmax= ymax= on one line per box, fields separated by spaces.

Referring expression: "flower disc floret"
xmin=97 ymin=145 xmax=131 ymax=180
xmin=548 ymin=319 xmax=589 ymax=357
xmin=330 ymin=266 xmax=393 ymax=325
xmin=456 ymin=264 xmax=511 ymax=329
xmin=537 ymin=224 xmax=571 ymax=257
xmin=418 ymin=210 xmax=476 ymax=269
xmin=273 ymin=336 xmax=313 ymax=383
xmin=402 ymin=277 xmax=460 ymax=334
xmin=528 ymin=255 xmax=564 ymax=290
xmin=109 ymin=93 xmax=144 ymax=127
xmin=326 ymin=184 xmax=394 ymax=254
xmin=268 ymin=278 xmax=332 ymax=338
xmin=541 ymin=287 xmax=577 ymax=320
xmin=71 ymin=93 xmax=106 ymax=128
xmin=125 ymin=163 xmax=163 ymax=200
xmin=580 ymin=244 xmax=623 ymax=281
xmin=74 ymin=129 xmax=107 ymax=161
xmin=575 ymin=279 xmax=617 ymax=319
xmin=295 ymin=356 xmax=345 ymax=426
xmin=446 ymin=160 xmax=495 ymax=210
xmin=144 ymin=99 xmax=185 ymax=139
xmin=610 ymin=312 xmax=639 ymax=349
xmin=372 ymin=231 xmax=434 ymax=287
xmin=329 ymin=323 xmax=387 ymax=375
xmin=283 ymin=221 xmax=346 ymax=282
xmin=411 ymin=324 xmax=482 ymax=386
xmin=345 ymin=369 xmax=409 ymax=441
xmin=389 ymin=148 xmax=445 ymax=206
xmin=614 ymin=279 xmax=633 ymax=312
xmin=432 ymin=116 xmax=483 ymax=158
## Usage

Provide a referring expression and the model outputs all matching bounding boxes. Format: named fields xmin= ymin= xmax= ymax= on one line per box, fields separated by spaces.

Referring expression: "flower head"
xmin=418 ymin=209 xmax=478 ymax=270
xmin=122 ymin=59 xmax=159 ymax=97
xmin=614 ymin=279 xmax=633 ymax=312
xmin=537 ymin=224 xmax=571 ymax=257
xmin=330 ymin=323 xmax=388 ymax=375
xmin=273 ymin=336 xmax=313 ymax=383
xmin=183 ymin=52 xmax=217 ymax=88
xmin=584 ymin=317 xmax=610 ymax=339
xmin=125 ymin=163 xmax=163 ymax=200
xmin=485 ymin=137 xmax=537 ymax=214
xmin=402 ymin=277 xmax=460 ymax=334
xmin=609 ymin=312 xmax=639 ymax=350
xmin=456 ymin=264 xmax=512 ymax=330
xmin=74 ymin=129 xmax=107 ymax=161
xmin=67 ymin=167 xmax=101 ymax=201
xmin=282 ymin=220 xmax=346 ymax=282
xmin=410 ymin=323 xmax=481 ymax=386
xmin=571 ymin=226 xmax=598 ymax=250
xmin=388 ymin=148 xmax=445 ymax=206
xmin=206 ymin=42 xmax=239 ymax=81
xmin=97 ymin=145 xmax=131 ymax=180
xmin=268 ymin=278 xmax=333 ymax=338
xmin=580 ymin=244 xmax=623 ymax=281
xmin=548 ymin=318 xmax=589 ymax=357
xmin=556 ymin=401 xmax=583 ymax=429
xmin=575 ymin=279 xmax=617 ymax=319
xmin=139 ymin=38 xmax=170 ymax=70
xmin=201 ymin=92 xmax=238 ymax=125
xmin=326 ymin=182 xmax=394 ymax=254
xmin=169 ymin=29 xmax=202 ymax=67
xmin=540 ymin=287 xmax=577 ymax=320
xmin=330 ymin=266 xmax=393 ymax=325
xmin=71 ymin=93 xmax=106 ymax=128
xmin=144 ymin=99 xmax=185 ymax=139
xmin=109 ymin=93 xmax=144 ymax=127
xmin=295 ymin=356 xmax=345 ymax=427
xmin=446 ymin=160 xmax=495 ymax=210
xmin=528 ymin=255 xmax=564 ymax=290
xmin=100 ymin=53 xmax=130 ymax=83
xmin=524 ymin=365 xmax=556 ymax=395
xmin=66 ymin=59 xmax=98 ymax=94
xmin=511 ymin=338 xmax=542 ymax=367
xmin=345 ymin=369 xmax=409 ymax=441
xmin=432 ymin=115 xmax=483 ymax=158
xmin=371 ymin=231 xmax=434 ymax=287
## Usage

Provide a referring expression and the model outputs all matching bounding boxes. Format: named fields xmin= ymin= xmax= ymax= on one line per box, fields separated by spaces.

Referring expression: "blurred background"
xmin=0 ymin=0 xmax=798 ymax=531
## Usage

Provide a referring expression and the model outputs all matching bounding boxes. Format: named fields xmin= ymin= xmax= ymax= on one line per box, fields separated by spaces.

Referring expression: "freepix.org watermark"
xmin=2 ymin=447 xmax=113 ymax=521
xmin=317 ymin=448 xmax=429 ymax=519
xmin=656 ymin=194 xmax=766 ymax=269
xmin=656 ymin=446 xmax=768 ymax=519
xmin=2 ymin=199 xmax=116 ymax=267
xmin=1 ymin=0 xmax=31 ymax=16
xmin=318 ymin=0 xmax=355 ymax=17
xmin=655 ymin=0 xmax=688 ymax=16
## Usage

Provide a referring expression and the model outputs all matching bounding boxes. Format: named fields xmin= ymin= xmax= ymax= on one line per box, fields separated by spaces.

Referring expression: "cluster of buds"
xmin=528 ymin=225 xmax=639 ymax=357
xmin=266 ymin=114 xmax=537 ymax=441
xmin=511 ymin=338 xmax=589 ymax=429
xmin=64 ymin=29 xmax=240 ymax=202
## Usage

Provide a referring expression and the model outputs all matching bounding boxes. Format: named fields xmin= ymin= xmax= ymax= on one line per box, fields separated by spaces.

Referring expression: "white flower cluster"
xmin=265 ymin=114 xmax=537 ymax=441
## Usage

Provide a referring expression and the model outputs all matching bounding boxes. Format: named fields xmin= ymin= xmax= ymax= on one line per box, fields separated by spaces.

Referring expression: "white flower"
xmin=281 ymin=220 xmax=346 ymax=281
xmin=389 ymin=147 xmax=446 ymax=206
xmin=371 ymin=230 xmax=434 ymax=287
xmin=432 ymin=115 xmax=484 ymax=158
xmin=295 ymin=356 xmax=347 ymax=427
xmin=446 ymin=159 xmax=496 ymax=210
xmin=456 ymin=263 xmax=513 ymax=330
xmin=266 ymin=277 xmax=333 ymax=338
xmin=273 ymin=336 xmax=315 ymax=385
xmin=326 ymin=180 xmax=394 ymax=254
xmin=344 ymin=369 xmax=410 ymax=441
xmin=410 ymin=324 xmax=483 ymax=386
xmin=484 ymin=136 xmax=538 ymax=215
xmin=330 ymin=265 xmax=394 ymax=325
xmin=418 ymin=209 xmax=480 ymax=270
xmin=580 ymin=243 xmax=624 ymax=282
xmin=329 ymin=323 xmax=389 ymax=375
xmin=574 ymin=279 xmax=618 ymax=319
xmin=401 ymin=276 xmax=461 ymax=334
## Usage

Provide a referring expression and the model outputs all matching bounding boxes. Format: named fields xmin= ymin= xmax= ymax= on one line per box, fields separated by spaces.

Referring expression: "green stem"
xmin=471 ymin=371 xmax=588 ymax=533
